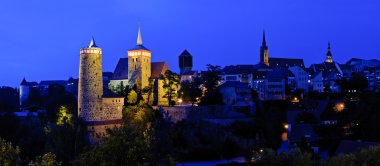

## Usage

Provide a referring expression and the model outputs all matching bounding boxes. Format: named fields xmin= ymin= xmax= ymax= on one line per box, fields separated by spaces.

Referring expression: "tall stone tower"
xmin=325 ymin=42 xmax=333 ymax=63
xmin=178 ymin=49 xmax=193 ymax=75
xmin=128 ymin=26 xmax=152 ymax=89
xmin=78 ymin=37 xmax=103 ymax=121
xmin=260 ymin=31 xmax=269 ymax=66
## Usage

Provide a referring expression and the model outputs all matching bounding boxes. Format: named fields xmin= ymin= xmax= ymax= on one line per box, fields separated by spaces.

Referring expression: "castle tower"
xmin=19 ymin=78 xmax=29 ymax=107
xmin=128 ymin=26 xmax=152 ymax=89
xmin=78 ymin=37 xmax=104 ymax=121
xmin=325 ymin=42 xmax=333 ymax=63
xmin=260 ymin=31 xmax=269 ymax=66
xmin=178 ymin=49 xmax=193 ymax=75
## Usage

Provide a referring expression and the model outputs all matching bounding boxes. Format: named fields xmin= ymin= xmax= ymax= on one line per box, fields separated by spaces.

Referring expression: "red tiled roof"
xmin=151 ymin=62 xmax=168 ymax=78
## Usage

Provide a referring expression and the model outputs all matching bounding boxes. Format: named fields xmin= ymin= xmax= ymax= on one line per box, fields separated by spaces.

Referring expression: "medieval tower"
xmin=78 ymin=38 xmax=103 ymax=121
xmin=78 ymin=38 xmax=124 ymax=143
xmin=178 ymin=49 xmax=193 ymax=75
xmin=260 ymin=31 xmax=269 ymax=66
xmin=325 ymin=42 xmax=333 ymax=63
xmin=128 ymin=27 xmax=152 ymax=89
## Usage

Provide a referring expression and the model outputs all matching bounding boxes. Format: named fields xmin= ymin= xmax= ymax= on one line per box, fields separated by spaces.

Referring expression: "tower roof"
xmin=325 ymin=42 xmax=333 ymax=63
xmin=129 ymin=26 xmax=150 ymax=51
xmin=261 ymin=30 xmax=268 ymax=49
xmin=137 ymin=26 xmax=143 ymax=46
xmin=179 ymin=49 xmax=192 ymax=57
xmin=262 ymin=30 xmax=267 ymax=46
xmin=89 ymin=37 xmax=98 ymax=48
xmin=20 ymin=77 xmax=27 ymax=85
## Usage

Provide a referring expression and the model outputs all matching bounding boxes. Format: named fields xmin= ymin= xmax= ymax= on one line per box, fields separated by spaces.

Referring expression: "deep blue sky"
xmin=1 ymin=0 xmax=380 ymax=87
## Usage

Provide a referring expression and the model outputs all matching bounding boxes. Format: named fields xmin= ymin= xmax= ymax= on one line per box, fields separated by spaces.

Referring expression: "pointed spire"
xmin=325 ymin=41 xmax=333 ymax=63
xmin=328 ymin=41 xmax=331 ymax=50
xmin=137 ymin=26 xmax=143 ymax=46
xmin=89 ymin=36 xmax=97 ymax=48
xmin=327 ymin=41 xmax=332 ymax=54
xmin=262 ymin=30 xmax=267 ymax=46
xmin=21 ymin=77 xmax=27 ymax=85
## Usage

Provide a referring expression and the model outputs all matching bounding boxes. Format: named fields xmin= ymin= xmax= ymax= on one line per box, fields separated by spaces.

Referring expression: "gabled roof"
xmin=311 ymin=71 xmax=322 ymax=79
xmin=346 ymin=58 xmax=364 ymax=65
xmin=112 ymin=58 xmax=129 ymax=80
xmin=103 ymin=72 xmax=113 ymax=78
xmin=324 ymin=62 xmax=339 ymax=71
xmin=151 ymin=62 xmax=168 ymax=78
xmin=68 ymin=77 xmax=78 ymax=84
xmin=304 ymin=67 xmax=315 ymax=75
xmin=179 ymin=49 xmax=192 ymax=57
xmin=269 ymin=58 xmax=305 ymax=68
xmin=338 ymin=64 xmax=354 ymax=71
xmin=20 ymin=78 xmax=38 ymax=86
xmin=128 ymin=45 xmax=150 ymax=51
xmin=111 ymin=59 xmax=169 ymax=80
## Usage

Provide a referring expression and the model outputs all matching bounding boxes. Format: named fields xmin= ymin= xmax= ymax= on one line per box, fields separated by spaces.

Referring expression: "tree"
xmin=349 ymin=72 xmax=368 ymax=92
xmin=159 ymin=70 xmax=179 ymax=106
xmin=110 ymin=82 xmax=127 ymax=96
xmin=0 ymin=87 xmax=19 ymax=112
xmin=28 ymin=152 xmax=62 ymax=166
xmin=56 ymin=106 xmax=73 ymax=126
xmin=0 ymin=138 xmax=22 ymax=166
xmin=178 ymin=78 xmax=202 ymax=106
xmin=74 ymin=124 xmax=154 ymax=166
xmin=142 ymin=77 xmax=155 ymax=104
xmin=200 ymin=64 xmax=223 ymax=105
xmin=127 ymin=89 xmax=138 ymax=105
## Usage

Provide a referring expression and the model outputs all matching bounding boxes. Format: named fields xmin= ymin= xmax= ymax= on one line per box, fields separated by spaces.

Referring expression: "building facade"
xmin=179 ymin=49 xmax=193 ymax=75
xmin=127 ymin=27 xmax=152 ymax=90
xmin=78 ymin=38 xmax=124 ymax=144
xmin=108 ymin=27 xmax=173 ymax=106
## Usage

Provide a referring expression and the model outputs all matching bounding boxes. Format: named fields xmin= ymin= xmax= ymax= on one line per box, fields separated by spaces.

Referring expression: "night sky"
xmin=1 ymin=0 xmax=380 ymax=87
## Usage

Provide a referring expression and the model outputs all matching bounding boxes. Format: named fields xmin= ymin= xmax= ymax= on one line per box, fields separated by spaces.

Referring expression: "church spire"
xmin=137 ymin=26 xmax=143 ymax=46
xmin=325 ymin=41 xmax=333 ymax=63
xmin=262 ymin=30 xmax=267 ymax=47
xmin=260 ymin=30 xmax=269 ymax=66
xmin=89 ymin=36 xmax=97 ymax=48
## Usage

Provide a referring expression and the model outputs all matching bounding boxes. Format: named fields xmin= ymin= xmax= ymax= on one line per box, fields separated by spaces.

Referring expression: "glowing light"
xmin=178 ymin=98 xmax=183 ymax=104
xmin=291 ymin=97 xmax=299 ymax=103
xmin=334 ymin=102 xmax=345 ymax=112
xmin=284 ymin=123 xmax=289 ymax=130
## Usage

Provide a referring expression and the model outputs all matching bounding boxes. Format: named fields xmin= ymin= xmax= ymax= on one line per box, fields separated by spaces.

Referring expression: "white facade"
xmin=257 ymin=77 xmax=285 ymax=100
xmin=310 ymin=72 xmax=323 ymax=92
xmin=289 ymin=66 xmax=309 ymax=92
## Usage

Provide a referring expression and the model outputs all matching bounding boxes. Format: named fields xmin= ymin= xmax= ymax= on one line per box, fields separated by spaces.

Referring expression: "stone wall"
xmin=101 ymin=97 xmax=124 ymax=120
xmin=128 ymin=50 xmax=151 ymax=89
xmin=78 ymin=47 xmax=104 ymax=121
xmin=86 ymin=122 xmax=122 ymax=144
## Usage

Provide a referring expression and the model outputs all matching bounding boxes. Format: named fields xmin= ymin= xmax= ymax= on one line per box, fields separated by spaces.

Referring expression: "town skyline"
xmin=1 ymin=0 xmax=380 ymax=87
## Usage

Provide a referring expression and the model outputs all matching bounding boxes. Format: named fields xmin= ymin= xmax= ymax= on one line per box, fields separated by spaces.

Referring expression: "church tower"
xmin=260 ymin=31 xmax=269 ymax=66
xmin=78 ymin=37 xmax=103 ymax=121
xmin=325 ymin=42 xmax=333 ymax=63
xmin=178 ymin=49 xmax=193 ymax=75
xmin=128 ymin=26 xmax=152 ymax=89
